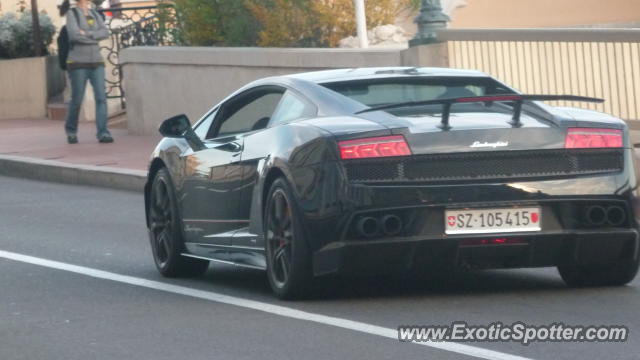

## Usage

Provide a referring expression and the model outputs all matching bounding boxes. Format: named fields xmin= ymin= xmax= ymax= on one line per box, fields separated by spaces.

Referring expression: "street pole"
xmin=30 ymin=0 xmax=42 ymax=56
xmin=409 ymin=0 xmax=450 ymax=47
xmin=354 ymin=0 xmax=368 ymax=48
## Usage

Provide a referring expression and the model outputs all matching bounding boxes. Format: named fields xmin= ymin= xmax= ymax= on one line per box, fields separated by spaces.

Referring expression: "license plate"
xmin=445 ymin=207 xmax=541 ymax=235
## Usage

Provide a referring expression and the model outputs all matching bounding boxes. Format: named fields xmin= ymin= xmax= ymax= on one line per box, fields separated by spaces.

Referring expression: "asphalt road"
xmin=1 ymin=175 xmax=639 ymax=360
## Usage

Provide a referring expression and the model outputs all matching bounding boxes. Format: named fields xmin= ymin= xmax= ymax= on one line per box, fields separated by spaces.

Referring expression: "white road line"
xmin=0 ymin=249 xmax=532 ymax=360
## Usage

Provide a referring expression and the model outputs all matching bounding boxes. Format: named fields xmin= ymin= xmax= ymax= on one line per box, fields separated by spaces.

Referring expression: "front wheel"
xmin=148 ymin=168 xmax=209 ymax=277
xmin=558 ymin=259 xmax=640 ymax=287
xmin=264 ymin=178 xmax=312 ymax=299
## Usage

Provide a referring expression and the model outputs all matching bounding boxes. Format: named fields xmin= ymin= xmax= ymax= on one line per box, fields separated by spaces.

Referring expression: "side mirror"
xmin=159 ymin=114 xmax=191 ymax=138
xmin=159 ymin=114 xmax=205 ymax=151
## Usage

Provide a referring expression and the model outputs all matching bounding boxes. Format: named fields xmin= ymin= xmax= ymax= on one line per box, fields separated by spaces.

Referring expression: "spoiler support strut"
xmin=356 ymin=95 xmax=605 ymax=130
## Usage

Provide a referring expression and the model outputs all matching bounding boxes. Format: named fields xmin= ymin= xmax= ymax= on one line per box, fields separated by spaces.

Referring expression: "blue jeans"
xmin=65 ymin=66 xmax=110 ymax=138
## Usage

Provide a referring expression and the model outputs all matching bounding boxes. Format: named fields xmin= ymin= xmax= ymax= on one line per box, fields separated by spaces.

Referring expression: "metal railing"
xmin=98 ymin=5 xmax=175 ymax=109
xmin=440 ymin=28 xmax=640 ymax=123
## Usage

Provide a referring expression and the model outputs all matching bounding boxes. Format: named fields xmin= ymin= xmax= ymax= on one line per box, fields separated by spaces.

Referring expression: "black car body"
xmin=145 ymin=67 xmax=640 ymax=298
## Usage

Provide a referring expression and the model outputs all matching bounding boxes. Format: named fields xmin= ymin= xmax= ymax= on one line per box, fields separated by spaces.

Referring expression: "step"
xmin=47 ymin=103 xmax=67 ymax=121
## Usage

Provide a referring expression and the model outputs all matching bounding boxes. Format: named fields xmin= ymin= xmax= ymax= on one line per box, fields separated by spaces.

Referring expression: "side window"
xmin=193 ymin=108 xmax=217 ymax=140
xmin=270 ymin=91 xmax=316 ymax=126
xmin=211 ymin=91 xmax=283 ymax=138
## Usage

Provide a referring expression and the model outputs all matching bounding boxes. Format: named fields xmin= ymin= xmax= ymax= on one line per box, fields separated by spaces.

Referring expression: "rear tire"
xmin=558 ymin=259 xmax=640 ymax=287
xmin=148 ymin=168 xmax=209 ymax=277
xmin=264 ymin=177 xmax=313 ymax=299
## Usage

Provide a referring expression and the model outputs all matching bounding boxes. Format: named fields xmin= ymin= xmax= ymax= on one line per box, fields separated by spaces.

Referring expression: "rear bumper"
xmin=297 ymin=149 xmax=640 ymax=276
xmin=312 ymin=229 xmax=639 ymax=276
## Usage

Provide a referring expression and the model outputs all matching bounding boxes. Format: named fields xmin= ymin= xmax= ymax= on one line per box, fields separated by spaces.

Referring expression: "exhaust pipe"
xmin=606 ymin=206 xmax=626 ymax=226
xmin=586 ymin=205 xmax=607 ymax=226
xmin=380 ymin=214 xmax=403 ymax=236
xmin=355 ymin=217 xmax=380 ymax=237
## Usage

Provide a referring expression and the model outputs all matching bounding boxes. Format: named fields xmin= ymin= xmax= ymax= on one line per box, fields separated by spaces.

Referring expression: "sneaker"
xmin=67 ymin=134 xmax=78 ymax=144
xmin=98 ymin=134 xmax=114 ymax=143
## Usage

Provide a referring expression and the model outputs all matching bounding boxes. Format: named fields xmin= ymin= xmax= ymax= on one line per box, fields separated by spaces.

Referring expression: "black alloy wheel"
xmin=265 ymin=177 xmax=312 ymax=299
xmin=148 ymin=168 xmax=209 ymax=277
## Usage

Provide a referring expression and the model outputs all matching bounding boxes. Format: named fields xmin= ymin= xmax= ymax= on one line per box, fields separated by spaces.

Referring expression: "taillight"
xmin=459 ymin=237 xmax=527 ymax=246
xmin=565 ymin=128 xmax=623 ymax=149
xmin=338 ymin=135 xmax=412 ymax=159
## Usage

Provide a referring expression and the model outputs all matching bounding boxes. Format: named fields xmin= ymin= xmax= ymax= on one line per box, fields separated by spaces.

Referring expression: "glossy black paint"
xmin=144 ymin=67 xmax=640 ymax=276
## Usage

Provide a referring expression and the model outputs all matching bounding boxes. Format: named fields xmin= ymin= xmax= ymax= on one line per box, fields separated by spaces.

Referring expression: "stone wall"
xmin=120 ymin=46 xmax=434 ymax=135
xmin=0 ymin=56 xmax=51 ymax=119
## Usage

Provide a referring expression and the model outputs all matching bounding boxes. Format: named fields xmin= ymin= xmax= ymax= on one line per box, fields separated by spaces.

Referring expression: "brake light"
xmin=459 ymin=237 xmax=527 ymax=246
xmin=565 ymin=128 xmax=623 ymax=148
xmin=339 ymin=135 xmax=411 ymax=159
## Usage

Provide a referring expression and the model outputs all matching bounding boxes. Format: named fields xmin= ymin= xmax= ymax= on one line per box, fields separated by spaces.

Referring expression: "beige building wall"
xmin=450 ymin=0 xmax=640 ymax=28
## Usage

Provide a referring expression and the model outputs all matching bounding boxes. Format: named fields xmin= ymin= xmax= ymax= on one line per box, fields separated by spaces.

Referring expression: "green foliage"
xmin=0 ymin=11 xmax=56 ymax=59
xmin=160 ymin=0 xmax=414 ymax=48
xmin=247 ymin=0 xmax=413 ymax=47
xmin=245 ymin=0 xmax=316 ymax=47
xmin=158 ymin=0 xmax=258 ymax=46
xmin=410 ymin=0 xmax=422 ymax=10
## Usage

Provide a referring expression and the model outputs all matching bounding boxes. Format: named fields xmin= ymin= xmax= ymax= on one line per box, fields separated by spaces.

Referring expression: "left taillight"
xmin=565 ymin=128 xmax=623 ymax=149
xmin=338 ymin=135 xmax=412 ymax=160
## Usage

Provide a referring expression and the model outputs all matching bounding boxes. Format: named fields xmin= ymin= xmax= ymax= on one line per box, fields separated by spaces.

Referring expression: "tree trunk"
xmin=30 ymin=0 xmax=42 ymax=57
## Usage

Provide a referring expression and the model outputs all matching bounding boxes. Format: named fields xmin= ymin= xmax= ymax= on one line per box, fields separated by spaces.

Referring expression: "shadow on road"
xmin=310 ymin=268 xmax=570 ymax=301
xmin=186 ymin=264 xmax=587 ymax=301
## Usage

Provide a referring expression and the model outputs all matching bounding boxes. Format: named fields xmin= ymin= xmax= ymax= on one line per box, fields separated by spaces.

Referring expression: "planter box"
xmin=0 ymin=56 xmax=64 ymax=120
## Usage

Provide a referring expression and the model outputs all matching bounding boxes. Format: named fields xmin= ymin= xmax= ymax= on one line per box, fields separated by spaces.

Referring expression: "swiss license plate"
xmin=445 ymin=207 xmax=541 ymax=235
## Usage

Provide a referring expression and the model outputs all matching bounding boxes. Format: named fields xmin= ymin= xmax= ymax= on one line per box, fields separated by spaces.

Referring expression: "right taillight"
xmin=565 ymin=128 xmax=623 ymax=149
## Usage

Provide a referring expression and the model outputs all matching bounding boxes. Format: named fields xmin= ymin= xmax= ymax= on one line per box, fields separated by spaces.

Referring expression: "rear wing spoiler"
xmin=356 ymin=95 xmax=604 ymax=130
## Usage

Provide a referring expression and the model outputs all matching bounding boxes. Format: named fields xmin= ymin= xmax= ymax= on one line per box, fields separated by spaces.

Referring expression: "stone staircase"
xmin=47 ymin=92 xmax=67 ymax=121
xmin=46 ymin=89 xmax=126 ymax=127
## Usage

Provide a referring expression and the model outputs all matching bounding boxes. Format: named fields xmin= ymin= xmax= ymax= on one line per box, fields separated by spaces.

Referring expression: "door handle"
xmin=214 ymin=142 xmax=243 ymax=152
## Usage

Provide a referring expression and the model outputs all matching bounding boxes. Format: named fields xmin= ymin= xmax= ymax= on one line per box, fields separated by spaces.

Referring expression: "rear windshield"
xmin=323 ymin=76 xmax=517 ymax=116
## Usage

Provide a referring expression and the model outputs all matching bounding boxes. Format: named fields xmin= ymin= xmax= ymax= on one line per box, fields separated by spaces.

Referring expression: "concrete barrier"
xmin=120 ymin=46 xmax=413 ymax=135
xmin=0 ymin=57 xmax=49 ymax=119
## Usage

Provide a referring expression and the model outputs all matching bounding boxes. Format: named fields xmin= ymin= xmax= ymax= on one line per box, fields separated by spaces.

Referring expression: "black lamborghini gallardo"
xmin=144 ymin=67 xmax=640 ymax=298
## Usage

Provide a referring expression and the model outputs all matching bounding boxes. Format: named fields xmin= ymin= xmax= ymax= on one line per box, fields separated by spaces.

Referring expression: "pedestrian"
xmin=59 ymin=0 xmax=113 ymax=144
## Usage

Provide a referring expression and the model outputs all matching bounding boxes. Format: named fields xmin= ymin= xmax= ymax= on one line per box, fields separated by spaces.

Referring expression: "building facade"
xmin=449 ymin=0 xmax=640 ymax=28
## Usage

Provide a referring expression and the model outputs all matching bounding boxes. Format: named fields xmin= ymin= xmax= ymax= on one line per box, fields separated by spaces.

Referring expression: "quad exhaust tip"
xmin=356 ymin=217 xmax=380 ymax=237
xmin=606 ymin=205 xmax=626 ymax=226
xmin=586 ymin=205 xmax=607 ymax=226
xmin=355 ymin=214 xmax=404 ymax=238
xmin=585 ymin=205 xmax=626 ymax=227
xmin=381 ymin=214 xmax=403 ymax=236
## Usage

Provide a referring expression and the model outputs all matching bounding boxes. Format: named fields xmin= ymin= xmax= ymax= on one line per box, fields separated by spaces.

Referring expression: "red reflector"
xmin=339 ymin=135 xmax=412 ymax=159
xmin=459 ymin=237 xmax=527 ymax=246
xmin=565 ymin=128 xmax=623 ymax=149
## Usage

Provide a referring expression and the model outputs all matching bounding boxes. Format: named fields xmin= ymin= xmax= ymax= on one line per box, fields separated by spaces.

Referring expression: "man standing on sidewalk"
xmin=60 ymin=0 xmax=113 ymax=144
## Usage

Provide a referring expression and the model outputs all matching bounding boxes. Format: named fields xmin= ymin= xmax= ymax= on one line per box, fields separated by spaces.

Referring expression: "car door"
xmin=232 ymin=90 xmax=318 ymax=250
xmin=180 ymin=110 xmax=244 ymax=247
xmin=180 ymin=87 xmax=285 ymax=250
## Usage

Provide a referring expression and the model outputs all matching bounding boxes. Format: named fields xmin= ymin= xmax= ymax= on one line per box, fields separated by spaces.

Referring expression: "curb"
xmin=0 ymin=155 xmax=147 ymax=192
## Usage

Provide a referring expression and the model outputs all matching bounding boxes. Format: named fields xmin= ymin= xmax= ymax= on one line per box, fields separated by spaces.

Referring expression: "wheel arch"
xmin=259 ymin=164 xmax=318 ymax=253
xmin=144 ymin=157 xmax=167 ymax=227
xmin=262 ymin=166 xmax=288 ymax=217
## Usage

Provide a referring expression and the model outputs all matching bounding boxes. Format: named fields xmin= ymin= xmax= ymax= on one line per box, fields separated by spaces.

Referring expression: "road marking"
xmin=0 ymin=249 xmax=532 ymax=360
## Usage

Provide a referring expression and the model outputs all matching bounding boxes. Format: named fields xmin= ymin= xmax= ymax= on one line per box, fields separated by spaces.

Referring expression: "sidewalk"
xmin=0 ymin=117 xmax=160 ymax=192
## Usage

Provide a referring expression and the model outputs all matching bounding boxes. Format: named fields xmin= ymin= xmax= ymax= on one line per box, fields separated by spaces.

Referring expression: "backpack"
xmin=57 ymin=8 xmax=80 ymax=71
